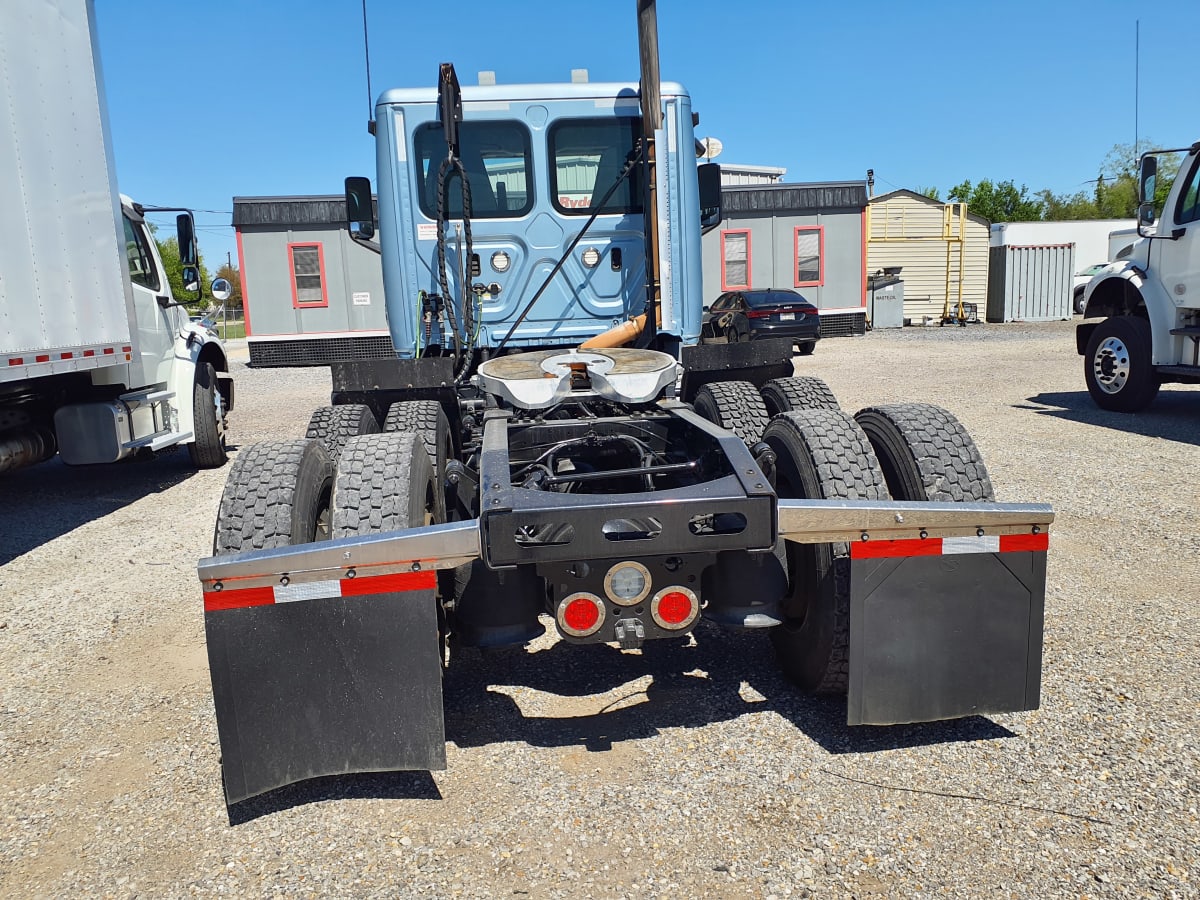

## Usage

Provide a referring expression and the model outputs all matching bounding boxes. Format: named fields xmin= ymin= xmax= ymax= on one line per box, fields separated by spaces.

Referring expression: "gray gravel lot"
xmin=2 ymin=320 xmax=1198 ymax=899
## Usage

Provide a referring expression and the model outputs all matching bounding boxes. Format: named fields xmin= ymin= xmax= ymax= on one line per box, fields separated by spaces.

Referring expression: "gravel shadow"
xmin=0 ymin=452 xmax=200 ymax=564
xmin=226 ymin=771 xmax=443 ymax=826
xmin=442 ymin=621 xmax=1013 ymax=757
xmin=1020 ymin=390 xmax=1200 ymax=446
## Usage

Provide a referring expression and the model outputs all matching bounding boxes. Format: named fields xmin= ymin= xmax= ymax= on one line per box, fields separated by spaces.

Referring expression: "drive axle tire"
xmin=305 ymin=404 xmax=380 ymax=464
xmin=332 ymin=432 xmax=436 ymax=537
xmin=763 ymin=410 xmax=887 ymax=694
xmin=1083 ymin=315 xmax=1160 ymax=412
xmin=383 ymin=400 xmax=451 ymax=523
xmin=332 ymin=432 xmax=446 ymax=664
xmin=693 ymin=380 xmax=770 ymax=445
xmin=188 ymin=362 xmax=228 ymax=469
xmin=854 ymin=403 xmax=994 ymax=502
xmin=213 ymin=439 xmax=333 ymax=554
xmin=760 ymin=376 xmax=839 ymax=415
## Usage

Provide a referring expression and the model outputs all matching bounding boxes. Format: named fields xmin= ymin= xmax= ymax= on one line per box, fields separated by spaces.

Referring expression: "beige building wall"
xmin=867 ymin=192 xmax=990 ymax=322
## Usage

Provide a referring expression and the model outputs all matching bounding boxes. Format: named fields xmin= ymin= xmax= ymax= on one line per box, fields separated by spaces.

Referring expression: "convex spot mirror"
xmin=210 ymin=278 xmax=233 ymax=302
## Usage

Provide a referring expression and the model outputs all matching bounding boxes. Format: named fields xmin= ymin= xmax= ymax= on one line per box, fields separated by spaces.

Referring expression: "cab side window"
xmin=123 ymin=215 xmax=160 ymax=291
xmin=1178 ymin=160 xmax=1200 ymax=226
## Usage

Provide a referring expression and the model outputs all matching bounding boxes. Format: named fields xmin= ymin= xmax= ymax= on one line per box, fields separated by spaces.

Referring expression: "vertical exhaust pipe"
xmin=582 ymin=1 xmax=664 ymax=351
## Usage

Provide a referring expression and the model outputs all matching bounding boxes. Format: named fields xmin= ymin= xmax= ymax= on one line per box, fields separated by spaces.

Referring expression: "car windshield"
xmin=745 ymin=290 xmax=808 ymax=308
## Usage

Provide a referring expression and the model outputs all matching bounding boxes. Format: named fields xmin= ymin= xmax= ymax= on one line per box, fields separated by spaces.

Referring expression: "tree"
xmin=946 ymin=179 xmax=1044 ymax=223
xmin=214 ymin=262 xmax=243 ymax=309
xmin=156 ymin=236 xmax=212 ymax=308
xmin=917 ymin=185 xmax=941 ymax=201
xmin=1036 ymin=188 xmax=1100 ymax=221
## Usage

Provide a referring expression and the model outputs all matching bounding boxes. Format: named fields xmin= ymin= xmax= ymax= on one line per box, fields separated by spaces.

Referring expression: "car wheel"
xmin=1073 ymin=287 xmax=1087 ymax=315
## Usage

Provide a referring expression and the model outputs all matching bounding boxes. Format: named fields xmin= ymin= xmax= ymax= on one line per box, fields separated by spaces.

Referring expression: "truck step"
xmin=1169 ymin=326 xmax=1200 ymax=336
xmin=119 ymin=388 xmax=175 ymax=406
xmin=1155 ymin=364 xmax=1200 ymax=379
xmin=123 ymin=430 xmax=192 ymax=452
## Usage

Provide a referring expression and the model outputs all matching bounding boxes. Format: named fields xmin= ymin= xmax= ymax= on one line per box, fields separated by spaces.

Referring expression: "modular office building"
xmin=234 ymin=196 xmax=391 ymax=367
xmin=237 ymin=181 xmax=869 ymax=366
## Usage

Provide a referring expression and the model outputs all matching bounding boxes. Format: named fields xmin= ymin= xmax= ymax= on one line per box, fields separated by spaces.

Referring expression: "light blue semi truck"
xmin=198 ymin=2 xmax=1053 ymax=805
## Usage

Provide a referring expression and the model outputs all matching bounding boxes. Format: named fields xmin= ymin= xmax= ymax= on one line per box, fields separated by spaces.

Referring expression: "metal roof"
xmin=721 ymin=181 xmax=868 ymax=214
xmin=232 ymin=195 xmax=377 ymax=228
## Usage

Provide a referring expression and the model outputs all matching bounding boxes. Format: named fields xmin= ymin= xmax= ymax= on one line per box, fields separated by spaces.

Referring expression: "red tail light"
xmin=746 ymin=310 xmax=773 ymax=319
xmin=557 ymin=592 xmax=605 ymax=637
xmin=651 ymin=586 xmax=699 ymax=630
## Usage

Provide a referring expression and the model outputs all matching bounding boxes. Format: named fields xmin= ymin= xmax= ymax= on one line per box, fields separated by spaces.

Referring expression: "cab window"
xmin=414 ymin=121 xmax=533 ymax=219
xmin=549 ymin=117 xmax=643 ymax=216
xmin=122 ymin=215 xmax=159 ymax=292
xmin=1177 ymin=158 xmax=1200 ymax=225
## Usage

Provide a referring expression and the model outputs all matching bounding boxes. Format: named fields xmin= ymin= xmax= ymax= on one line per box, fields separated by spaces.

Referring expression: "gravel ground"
xmin=2 ymin=320 xmax=1198 ymax=899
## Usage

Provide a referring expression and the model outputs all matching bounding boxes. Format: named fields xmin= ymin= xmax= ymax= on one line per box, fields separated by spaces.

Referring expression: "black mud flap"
xmin=204 ymin=573 xmax=446 ymax=805
xmin=847 ymin=534 xmax=1046 ymax=726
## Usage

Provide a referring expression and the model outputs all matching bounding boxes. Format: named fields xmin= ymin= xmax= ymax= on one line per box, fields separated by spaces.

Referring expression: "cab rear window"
xmin=549 ymin=117 xmax=643 ymax=216
xmin=414 ymin=121 xmax=533 ymax=219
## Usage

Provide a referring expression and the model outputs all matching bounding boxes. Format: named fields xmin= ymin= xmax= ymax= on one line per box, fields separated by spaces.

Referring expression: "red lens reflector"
xmin=657 ymin=591 xmax=693 ymax=625
xmin=564 ymin=597 xmax=600 ymax=633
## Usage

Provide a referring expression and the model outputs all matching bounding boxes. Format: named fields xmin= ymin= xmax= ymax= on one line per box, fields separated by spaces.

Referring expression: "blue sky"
xmin=94 ymin=0 xmax=1199 ymax=271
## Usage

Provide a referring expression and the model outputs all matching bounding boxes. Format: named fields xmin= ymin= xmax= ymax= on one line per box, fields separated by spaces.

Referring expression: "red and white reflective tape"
xmin=850 ymin=532 xmax=1048 ymax=560
xmin=204 ymin=570 xmax=436 ymax=612
xmin=7 ymin=344 xmax=133 ymax=368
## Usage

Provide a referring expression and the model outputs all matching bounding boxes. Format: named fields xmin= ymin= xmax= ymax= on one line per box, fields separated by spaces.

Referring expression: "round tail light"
xmin=557 ymin=592 xmax=605 ymax=637
xmin=651 ymin=586 xmax=699 ymax=630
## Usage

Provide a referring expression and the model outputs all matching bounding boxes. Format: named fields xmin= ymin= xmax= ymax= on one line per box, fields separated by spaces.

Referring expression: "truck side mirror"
xmin=698 ymin=163 xmax=722 ymax=232
xmin=211 ymin=278 xmax=233 ymax=302
xmin=1138 ymin=154 xmax=1157 ymax=205
xmin=177 ymin=213 xmax=198 ymax=266
xmin=1138 ymin=200 xmax=1156 ymax=227
xmin=344 ymin=176 xmax=375 ymax=240
xmin=181 ymin=266 xmax=200 ymax=294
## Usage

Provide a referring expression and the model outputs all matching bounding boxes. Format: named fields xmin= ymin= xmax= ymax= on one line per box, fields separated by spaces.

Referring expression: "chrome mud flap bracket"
xmin=198 ymin=521 xmax=480 ymax=805
xmin=846 ymin=534 xmax=1046 ymax=726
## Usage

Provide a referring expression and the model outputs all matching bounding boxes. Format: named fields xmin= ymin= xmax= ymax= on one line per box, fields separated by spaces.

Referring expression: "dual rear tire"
xmin=764 ymin=402 xmax=993 ymax=694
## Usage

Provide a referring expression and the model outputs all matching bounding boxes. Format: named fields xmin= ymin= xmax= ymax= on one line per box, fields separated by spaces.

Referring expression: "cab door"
xmin=1156 ymin=154 xmax=1200 ymax=311
xmin=122 ymin=212 xmax=180 ymax=385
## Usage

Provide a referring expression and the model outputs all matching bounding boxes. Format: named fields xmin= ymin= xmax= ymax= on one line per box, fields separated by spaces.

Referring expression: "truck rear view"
xmin=197 ymin=2 xmax=1051 ymax=806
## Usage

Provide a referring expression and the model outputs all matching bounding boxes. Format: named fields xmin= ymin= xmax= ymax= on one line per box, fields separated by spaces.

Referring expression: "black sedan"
xmin=702 ymin=289 xmax=821 ymax=355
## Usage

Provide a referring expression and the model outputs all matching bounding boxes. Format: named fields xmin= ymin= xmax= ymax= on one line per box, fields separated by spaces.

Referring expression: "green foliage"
xmin=923 ymin=141 xmax=1181 ymax=223
xmin=156 ymin=236 xmax=211 ymax=308
xmin=214 ymin=262 xmax=243 ymax=309
xmin=946 ymin=179 xmax=1044 ymax=223
xmin=917 ymin=185 xmax=941 ymax=201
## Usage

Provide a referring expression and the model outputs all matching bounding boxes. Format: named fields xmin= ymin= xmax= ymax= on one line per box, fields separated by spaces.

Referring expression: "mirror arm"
xmin=156 ymin=295 xmax=187 ymax=310
xmin=350 ymin=232 xmax=382 ymax=255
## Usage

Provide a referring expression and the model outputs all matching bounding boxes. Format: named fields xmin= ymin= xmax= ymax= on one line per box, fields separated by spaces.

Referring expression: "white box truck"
xmin=0 ymin=0 xmax=233 ymax=475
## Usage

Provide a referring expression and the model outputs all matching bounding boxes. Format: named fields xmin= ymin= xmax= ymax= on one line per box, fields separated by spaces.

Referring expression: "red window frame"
xmin=794 ymin=225 xmax=824 ymax=288
xmin=288 ymin=242 xmax=329 ymax=309
xmin=720 ymin=229 xmax=752 ymax=291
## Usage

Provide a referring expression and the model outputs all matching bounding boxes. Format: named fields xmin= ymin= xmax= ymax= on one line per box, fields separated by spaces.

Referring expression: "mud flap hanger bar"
xmin=196 ymin=501 xmax=1051 ymax=593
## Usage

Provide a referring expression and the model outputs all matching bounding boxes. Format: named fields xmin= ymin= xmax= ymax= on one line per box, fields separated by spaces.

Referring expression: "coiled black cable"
xmin=435 ymin=153 xmax=475 ymax=380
